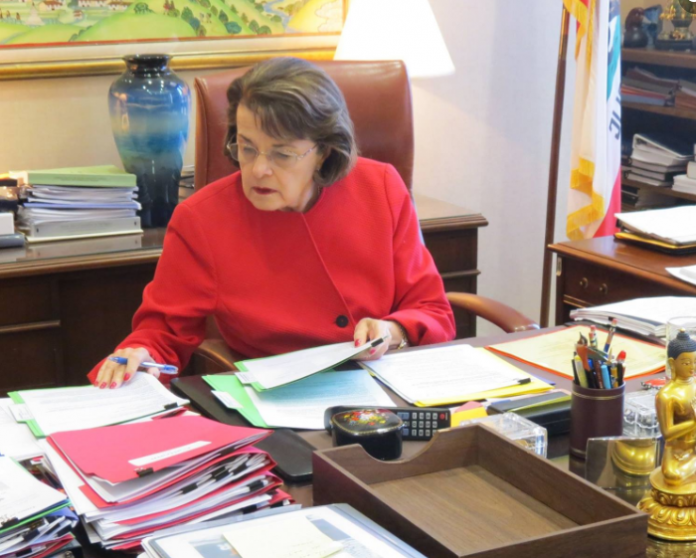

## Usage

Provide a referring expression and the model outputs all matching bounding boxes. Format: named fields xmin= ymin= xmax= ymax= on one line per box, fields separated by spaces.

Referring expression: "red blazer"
xmin=87 ymin=158 xmax=455 ymax=382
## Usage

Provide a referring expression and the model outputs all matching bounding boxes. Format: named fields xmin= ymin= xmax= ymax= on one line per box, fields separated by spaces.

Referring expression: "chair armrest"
xmin=447 ymin=292 xmax=540 ymax=333
xmin=191 ymin=339 xmax=245 ymax=375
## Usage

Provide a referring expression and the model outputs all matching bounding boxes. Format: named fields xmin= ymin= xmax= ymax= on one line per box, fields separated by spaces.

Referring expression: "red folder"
xmin=48 ymin=415 xmax=269 ymax=483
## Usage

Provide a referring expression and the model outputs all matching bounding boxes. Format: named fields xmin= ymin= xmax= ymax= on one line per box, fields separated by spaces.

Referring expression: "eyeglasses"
xmin=226 ymin=142 xmax=317 ymax=170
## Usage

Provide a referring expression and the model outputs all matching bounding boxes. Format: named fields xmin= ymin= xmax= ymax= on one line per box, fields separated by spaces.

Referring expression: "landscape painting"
xmin=0 ymin=0 xmax=344 ymax=45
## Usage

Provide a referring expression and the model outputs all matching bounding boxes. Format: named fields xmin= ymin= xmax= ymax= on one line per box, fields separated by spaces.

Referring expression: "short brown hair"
xmin=225 ymin=57 xmax=357 ymax=187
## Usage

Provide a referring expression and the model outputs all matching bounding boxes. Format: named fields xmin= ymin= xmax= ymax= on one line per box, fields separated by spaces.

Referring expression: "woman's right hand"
xmin=94 ymin=347 xmax=160 ymax=389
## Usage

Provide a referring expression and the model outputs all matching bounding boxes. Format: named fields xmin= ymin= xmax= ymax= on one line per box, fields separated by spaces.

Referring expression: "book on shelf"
xmin=624 ymin=172 xmax=672 ymax=187
xmin=626 ymin=68 xmax=679 ymax=89
xmin=632 ymin=133 xmax=694 ymax=160
xmin=627 ymin=166 xmax=681 ymax=181
xmin=9 ymin=165 xmax=137 ymax=188
xmin=631 ymin=158 xmax=690 ymax=173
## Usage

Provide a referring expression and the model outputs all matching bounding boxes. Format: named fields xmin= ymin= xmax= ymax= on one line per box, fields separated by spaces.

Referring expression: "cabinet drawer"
xmin=0 ymin=328 xmax=61 ymax=394
xmin=561 ymin=258 xmax=677 ymax=307
xmin=0 ymin=277 xmax=56 ymax=327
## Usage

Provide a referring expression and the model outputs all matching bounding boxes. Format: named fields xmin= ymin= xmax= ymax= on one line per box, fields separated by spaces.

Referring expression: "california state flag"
xmin=565 ymin=0 xmax=622 ymax=240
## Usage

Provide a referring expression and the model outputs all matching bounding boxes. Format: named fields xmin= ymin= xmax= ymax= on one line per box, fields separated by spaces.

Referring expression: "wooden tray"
xmin=313 ymin=426 xmax=647 ymax=558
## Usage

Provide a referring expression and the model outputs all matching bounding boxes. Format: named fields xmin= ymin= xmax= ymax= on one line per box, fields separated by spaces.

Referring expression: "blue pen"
xmin=600 ymin=364 xmax=612 ymax=389
xmin=107 ymin=356 xmax=178 ymax=374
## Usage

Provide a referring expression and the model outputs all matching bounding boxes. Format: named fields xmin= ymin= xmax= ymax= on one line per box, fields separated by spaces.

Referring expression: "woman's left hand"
xmin=353 ymin=318 xmax=396 ymax=361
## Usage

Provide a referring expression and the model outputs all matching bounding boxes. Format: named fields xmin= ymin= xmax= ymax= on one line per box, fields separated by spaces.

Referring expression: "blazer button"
xmin=335 ymin=315 xmax=349 ymax=328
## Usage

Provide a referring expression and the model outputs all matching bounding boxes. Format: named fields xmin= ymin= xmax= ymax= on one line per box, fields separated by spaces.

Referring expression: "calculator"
xmin=324 ymin=406 xmax=451 ymax=441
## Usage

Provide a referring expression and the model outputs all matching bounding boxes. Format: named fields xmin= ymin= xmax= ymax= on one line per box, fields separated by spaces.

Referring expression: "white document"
xmin=0 ymin=400 xmax=43 ymax=461
xmin=0 ymin=456 xmax=66 ymax=530
xmin=245 ymin=369 xmax=395 ymax=430
xmin=616 ymin=206 xmax=696 ymax=245
xmin=667 ymin=265 xmax=696 ymax=288
xmin=17 ymin=373 xmax=188 ymax=436
xmin=236 ymin=338 xmax=386 ymax=390
xmin=362 ymin=345 xmax=530 ymax=405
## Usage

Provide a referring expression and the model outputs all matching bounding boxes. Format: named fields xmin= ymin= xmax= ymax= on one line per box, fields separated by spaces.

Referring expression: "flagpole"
xmin=540 ymin=4 xmax=571 ymax=328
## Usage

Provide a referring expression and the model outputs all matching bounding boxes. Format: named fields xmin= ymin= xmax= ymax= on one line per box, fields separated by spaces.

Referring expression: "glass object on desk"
xmin=109 ymin=54 xmax=190 ymax=228
xmin=461 ymin=412 xmax=547 ymax=458
xmin=585 ymin=436 xmax=662 ymax=506
xmin=623 ymin=389 xmax=660 ymax=437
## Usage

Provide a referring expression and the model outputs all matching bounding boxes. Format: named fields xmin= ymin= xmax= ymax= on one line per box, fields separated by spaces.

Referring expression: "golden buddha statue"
xmin=639 ymin=329 xmax=696 ymax=540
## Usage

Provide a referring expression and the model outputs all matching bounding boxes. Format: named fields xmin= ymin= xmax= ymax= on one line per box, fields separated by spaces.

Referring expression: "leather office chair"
xmin=190 ymin=60 xmax=537 ymax=373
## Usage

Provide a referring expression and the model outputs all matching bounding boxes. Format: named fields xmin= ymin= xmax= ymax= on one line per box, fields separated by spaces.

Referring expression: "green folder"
xmin=203 ymin=375 xmax=269 ymax=428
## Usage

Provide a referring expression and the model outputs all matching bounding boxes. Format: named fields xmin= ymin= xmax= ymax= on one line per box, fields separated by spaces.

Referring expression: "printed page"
xmin=17 ymin=373 xmax=188 ymax=436
xmin=236 ymin=339 xmax=385 ymax=390
xmin=0 ymin=456 xmax=66 ymax=531
xmin=245 ymin=369 xmax=395 ymax=430
xmin=362 ymin=345 xmax=532 ymax=404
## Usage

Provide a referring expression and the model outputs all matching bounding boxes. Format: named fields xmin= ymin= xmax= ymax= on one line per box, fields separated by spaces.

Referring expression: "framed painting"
xmin=0 ymin=0 xmax=347 ymax=79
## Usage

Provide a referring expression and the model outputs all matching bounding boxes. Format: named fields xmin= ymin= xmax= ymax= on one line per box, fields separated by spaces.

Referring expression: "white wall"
xmin=416 ymin=0 xmax=573 ymax=334
xmin=0 ymin=0 xmax=575 ymax=336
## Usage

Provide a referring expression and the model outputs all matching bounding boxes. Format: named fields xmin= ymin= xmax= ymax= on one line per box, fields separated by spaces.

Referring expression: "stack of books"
xmin=621 ymin=68 xmax=678 ymax=106
xmin=675 ymin=79 xmax=696 ymax=110
xmin=0 ymin=455 xmax=79 ymax=558
xmin=42 ymin=415 xmax=290 ymax=552
xmin=10 ymin=165 xmax=142 ymax=242
xmin=673 ymin=160 xmax=696 ymax=194
xmin=625 ymin=133 xmax=693 ymax=187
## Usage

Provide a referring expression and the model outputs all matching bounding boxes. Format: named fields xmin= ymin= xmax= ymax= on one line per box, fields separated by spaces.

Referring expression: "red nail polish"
xmin=355 ymin=340 xmax=360 ymax=347
xmin=369 ymin=348 xmax=376 ymax=355
xmin=100 ymin=382 xmax=106 ymax=389
xmin=110 ymin=382 xmax=117 ymax=389
xmin=124 ymin=374 xmax=131 ymax=382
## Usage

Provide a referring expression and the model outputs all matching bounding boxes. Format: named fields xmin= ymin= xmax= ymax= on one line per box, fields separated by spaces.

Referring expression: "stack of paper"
xmin=205 ymin=368 xmax=395 ymax=430
xmin=42 ymin=415 xmax=290 ymax=552
xmin=0 ymin=399 xmax=43 ymax=461
xmin=625 ymin=133 xmax=693 ymax=188
xmin=8 ymin=373 xmax=190 ymax=438
xmin=361 ymin=345 xmax=553 ymax=407
xmin=11 ymin=165 xmax=142 ymax=242
xmin=0 ymin=455 xmax=79 ymax=558
xmin=570 ymin=296 xmax=696 ymax=337
xmin=615 ymin=206 xmax=696 ymax=247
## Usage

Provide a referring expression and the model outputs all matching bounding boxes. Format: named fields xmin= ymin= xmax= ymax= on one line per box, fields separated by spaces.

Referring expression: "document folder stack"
xmin=42 ymin=415 xmax=291 ymax=552
xmin=0 ymin=455 xmax=79 ymax=558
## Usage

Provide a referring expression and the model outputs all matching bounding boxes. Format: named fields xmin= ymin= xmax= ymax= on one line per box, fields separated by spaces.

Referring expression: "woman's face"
xmin=236 ymin=103 xmax=325 ymax=213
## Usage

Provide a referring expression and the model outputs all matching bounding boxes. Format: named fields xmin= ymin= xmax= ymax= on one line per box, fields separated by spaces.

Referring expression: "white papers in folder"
xmin=17 ymin=373 xmax=188 ymax=436
xmin=245 ymin=369 xmax=395 ymax=430
xmin=0 ymin=456 xmax=66 ymax=529
xmin=0 ymin=400 xmax=43 ymax=461
xmin=615 ymin=206 xmax=696 ymax=245
xmin=361 ymin=345 xmax=531 ymax=405
xmin=236 ymin=338 xmax=387 ymax=390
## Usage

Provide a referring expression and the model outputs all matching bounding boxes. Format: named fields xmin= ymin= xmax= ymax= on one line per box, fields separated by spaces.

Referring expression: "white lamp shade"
xmin=335 ymin=0 xmax=455 ymax=78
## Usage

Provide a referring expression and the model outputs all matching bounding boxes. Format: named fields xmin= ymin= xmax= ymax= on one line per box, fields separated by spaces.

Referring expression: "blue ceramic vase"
xmin=109 ymin=54 xmax=190 ymax=228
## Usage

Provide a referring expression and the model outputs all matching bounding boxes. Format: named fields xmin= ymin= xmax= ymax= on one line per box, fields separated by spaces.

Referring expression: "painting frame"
xmin=0 ymin=0 xmax=346 ymax=80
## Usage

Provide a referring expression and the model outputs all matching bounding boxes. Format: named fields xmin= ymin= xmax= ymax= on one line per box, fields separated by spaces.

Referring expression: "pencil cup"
xmin=569 ymin=383 xmax=625 ymax=459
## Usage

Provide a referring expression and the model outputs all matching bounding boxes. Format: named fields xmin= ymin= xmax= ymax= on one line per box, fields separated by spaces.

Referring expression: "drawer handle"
xmin=579 ymin=277 xmax=589 ymax=290
xmin=599 ymin=283 xmax=609 ymax=296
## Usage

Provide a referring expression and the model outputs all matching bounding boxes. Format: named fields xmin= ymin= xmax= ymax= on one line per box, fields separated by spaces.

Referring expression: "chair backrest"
xmin=193 ymin=60 xmax=414 ymax=191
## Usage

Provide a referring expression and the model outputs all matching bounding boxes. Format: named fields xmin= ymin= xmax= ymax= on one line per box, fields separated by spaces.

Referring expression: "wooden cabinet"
xmin=0 ymin=198 xmax=486 ymax=394
xmin=549 ymin=236 xmax=696 ymax=324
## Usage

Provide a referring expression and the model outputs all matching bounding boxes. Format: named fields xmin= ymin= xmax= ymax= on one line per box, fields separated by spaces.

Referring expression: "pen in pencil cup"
xmin=107 ymin=356 xmax=179 ymax=374
xmin=604 ymin=319 xmax=618 ymax=353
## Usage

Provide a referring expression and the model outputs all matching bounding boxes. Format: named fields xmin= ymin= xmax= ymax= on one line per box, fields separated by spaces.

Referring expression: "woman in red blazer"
xmin=91 ymin=57 xmax=455 ymax=389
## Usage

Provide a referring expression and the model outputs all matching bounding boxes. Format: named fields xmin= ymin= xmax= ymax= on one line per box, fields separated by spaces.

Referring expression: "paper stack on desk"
xmin=0 ymin=455 xmax=79 ymax=558
xmin=8 ymin=373 xmax=190 ymax=438
xmin=41 ymin=415 xmax=291 ymax=552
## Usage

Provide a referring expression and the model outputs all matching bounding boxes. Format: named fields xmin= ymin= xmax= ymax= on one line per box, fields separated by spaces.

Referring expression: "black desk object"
xmin=170 ymin=376 xmax=314 ymax=482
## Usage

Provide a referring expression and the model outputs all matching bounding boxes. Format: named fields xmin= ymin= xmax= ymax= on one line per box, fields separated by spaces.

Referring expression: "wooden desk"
xmin=0 ymin=195 xmax=486 ymax=395
xmin=549 ymin=236 xmax=696 ymax=324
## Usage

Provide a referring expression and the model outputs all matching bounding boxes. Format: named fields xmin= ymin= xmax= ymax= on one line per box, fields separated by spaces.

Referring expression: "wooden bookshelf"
xmin=623 ymin=102 xmax=696 ymax=121
xmin=623 ymin=48 xmax=696 ymax=70
xmin=623 ymin=177 xmax=696 ymax=203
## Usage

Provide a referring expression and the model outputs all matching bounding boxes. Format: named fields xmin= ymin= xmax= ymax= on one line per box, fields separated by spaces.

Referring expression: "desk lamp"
xmin=334 ymin=0 xmax=454 ymax=79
